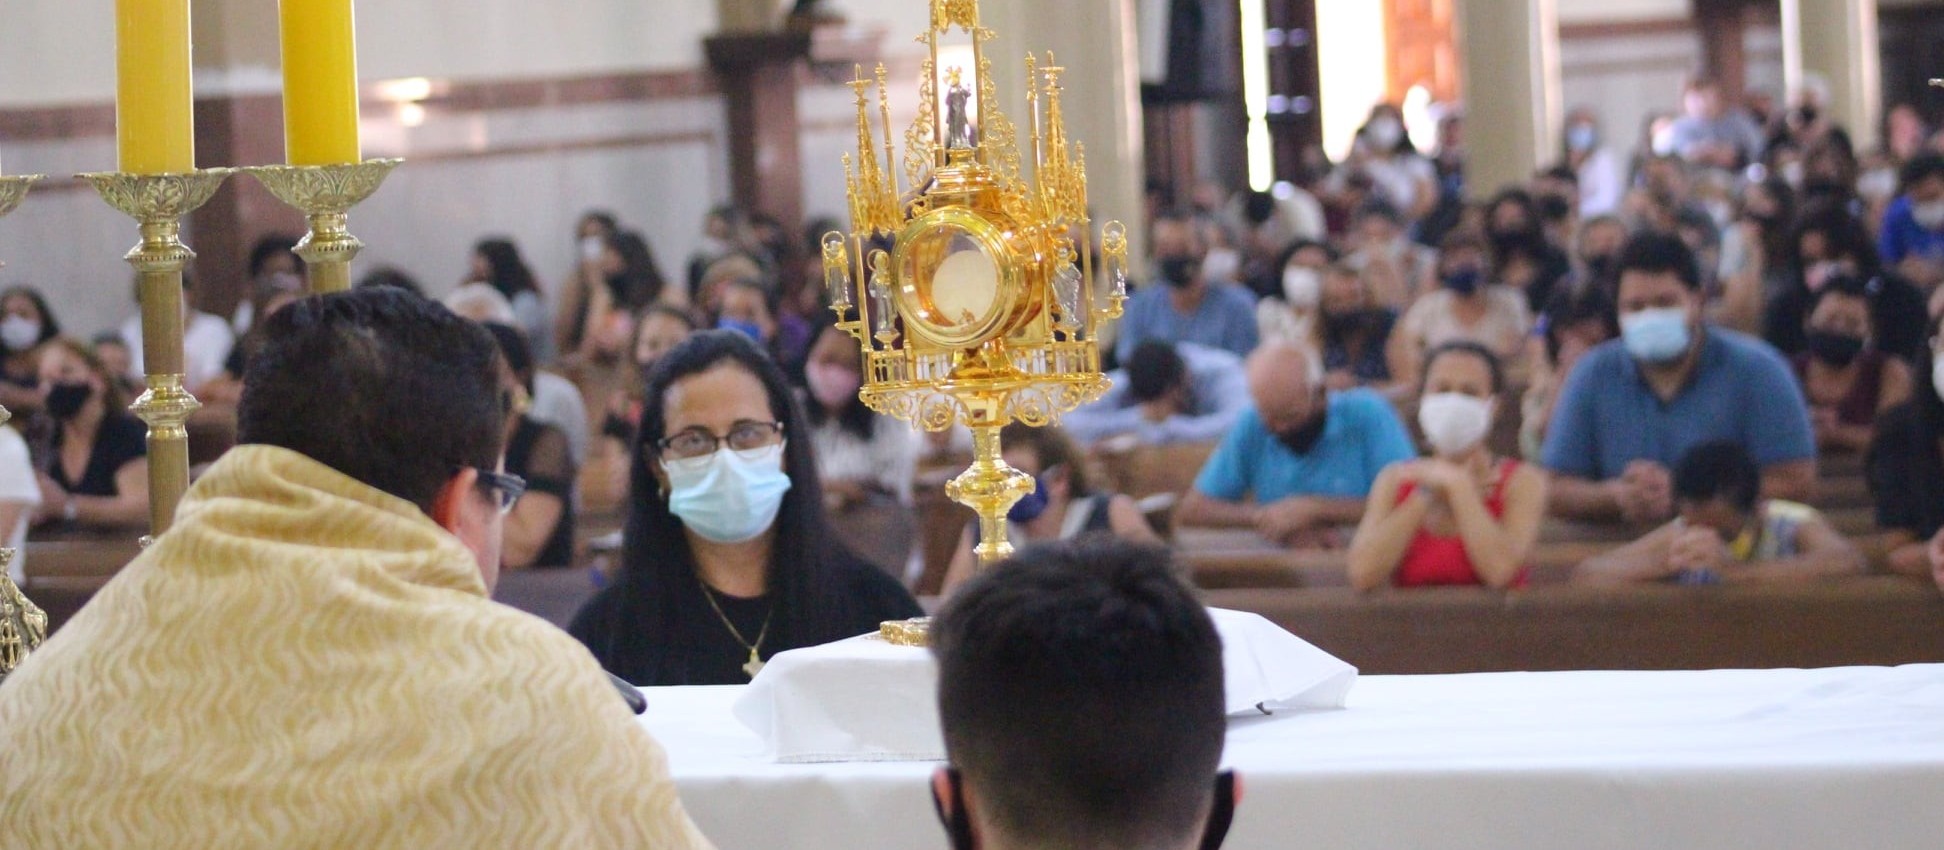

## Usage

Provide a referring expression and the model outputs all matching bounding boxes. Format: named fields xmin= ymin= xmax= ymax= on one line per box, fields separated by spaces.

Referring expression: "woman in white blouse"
xmin=802 ymin=320 xmax=919 ymax=576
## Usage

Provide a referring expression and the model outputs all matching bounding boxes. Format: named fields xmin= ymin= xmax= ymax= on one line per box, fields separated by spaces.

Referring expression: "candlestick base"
xmin=78 ymin=169 xmax=235 ymax=537
xmin=246 ymin=159 xmax=401 ymax=294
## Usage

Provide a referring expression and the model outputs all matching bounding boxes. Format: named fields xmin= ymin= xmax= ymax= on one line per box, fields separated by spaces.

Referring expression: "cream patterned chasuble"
xmin=0 ymin=445 xmax=713 ymax=849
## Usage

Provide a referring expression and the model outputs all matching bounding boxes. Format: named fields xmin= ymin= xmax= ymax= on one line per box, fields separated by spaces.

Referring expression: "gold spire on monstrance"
xmin=822 ymin=0 xmax=1131 ymax=571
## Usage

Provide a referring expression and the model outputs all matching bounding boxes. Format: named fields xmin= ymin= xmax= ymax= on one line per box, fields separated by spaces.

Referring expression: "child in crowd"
xmin=1575 ymin=440 xmax=1863 ymax=585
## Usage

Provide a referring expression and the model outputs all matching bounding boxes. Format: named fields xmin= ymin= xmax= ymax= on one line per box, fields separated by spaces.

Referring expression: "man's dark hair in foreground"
xmin=930 ymin=537 xmax=1236 ymax=850
xmin=238 ymin=285 xmax=503 ymax=516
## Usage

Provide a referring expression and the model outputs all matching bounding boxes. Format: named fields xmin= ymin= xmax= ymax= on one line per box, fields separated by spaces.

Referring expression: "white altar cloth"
xmin=642 ymin=664 xmax=1944 ymax=850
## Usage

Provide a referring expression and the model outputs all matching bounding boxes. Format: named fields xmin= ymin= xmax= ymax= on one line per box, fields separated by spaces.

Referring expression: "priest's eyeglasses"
xmin=658 ymin=420 xmax=786 ymax=461
xmin=473 ymin=469 xmax=528 ymax=515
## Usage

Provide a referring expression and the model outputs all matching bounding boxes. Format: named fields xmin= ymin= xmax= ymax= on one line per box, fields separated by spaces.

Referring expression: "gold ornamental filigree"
xmin=824 ymin=0 xmax=1131 ymax=571
xmin=0 ymin=549 xmax=49 ymax=682
xmin=246 ymin=159 xmax=401 ymax=293
xmin=877 ymin=617 xmax=931 ymax=647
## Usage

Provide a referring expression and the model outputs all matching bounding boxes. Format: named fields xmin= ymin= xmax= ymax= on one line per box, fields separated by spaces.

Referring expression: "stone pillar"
xmin=1781 ymin=0 xmax=1882 ymax=152
xmin=981 ymin=0 xmax=1148 ymax=260
xmin=1455 ymin=0 xmax=1560 ymax=201
xmin=188 ymin=0 xmax=306 ymax=321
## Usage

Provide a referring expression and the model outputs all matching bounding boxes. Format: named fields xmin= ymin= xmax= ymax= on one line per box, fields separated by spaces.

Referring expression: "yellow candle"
xmin=279 ymin=0 xmax=362 ymax=166
xmin=114 ymin=0 xmax=195 ymax=175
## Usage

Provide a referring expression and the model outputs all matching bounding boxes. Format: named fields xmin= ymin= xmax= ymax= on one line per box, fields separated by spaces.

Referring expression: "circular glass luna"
xmin=894 ymin=209 xmax=1019 ymax=348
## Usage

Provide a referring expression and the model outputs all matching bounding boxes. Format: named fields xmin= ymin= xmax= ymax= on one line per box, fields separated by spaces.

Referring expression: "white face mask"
xmin=1417 ymin=392 xmax=1494 ymax=456
xmin=1201 ymin=248 xmax=1241 ymax=284
xmin=0 ymin=315 xmax=41 ymax=352
xmin=1914 ymin=201 xmax=1944 ymax=231
xmin=664 ymin=442 xmax=793 ymax=544
xmin=1857 ymin=168 xmax=1898 ymax=201
xmin=579 ymin=236 xmax=606 ymax=263
xmin=1281 ymin=268 xmax=1322 ymax=308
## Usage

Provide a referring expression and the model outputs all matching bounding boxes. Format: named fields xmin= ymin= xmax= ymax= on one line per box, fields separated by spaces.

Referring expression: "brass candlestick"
xmin=0 ymin=175 xmax=48 ymax=682
xmin=824 ymin=1 xmax=1129 ymax=571
xmin=79 ymin=169 xmax=236 ymax=537
xmin=246 ymin=159 xmax=401 ymax=293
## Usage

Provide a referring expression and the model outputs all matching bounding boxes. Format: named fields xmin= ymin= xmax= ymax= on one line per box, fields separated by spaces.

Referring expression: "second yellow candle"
xmin=279 ymin=0 xmax=362 ymax=166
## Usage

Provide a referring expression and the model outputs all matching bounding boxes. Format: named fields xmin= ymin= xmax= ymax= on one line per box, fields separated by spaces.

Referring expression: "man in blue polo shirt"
xmin=1878 ymin=154 xmax=1944 ymax=291
xmin=1542 ymin=231 xmax=1815 ymax=524
xmin=1178 ymin=342 xmax=1416 ymax=546
xmin=1114 ymin=212 xmax=1260 ymax=364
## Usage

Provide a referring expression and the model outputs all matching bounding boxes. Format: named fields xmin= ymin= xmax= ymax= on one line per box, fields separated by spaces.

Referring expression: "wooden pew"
xmin=1204 ymin=578 xmax=1944 ymax=674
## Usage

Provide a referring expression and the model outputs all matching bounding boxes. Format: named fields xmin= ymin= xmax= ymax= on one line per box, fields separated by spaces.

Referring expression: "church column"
xmin=1781 ymin=0 xmax=1882 ymax=151
xmin=981 ymin=0 xmax=1148 ymax=261
xmin=189 ymin=0 xmax=307 ymax=319
xmin=1455 ymin=0 xmax=1560 ymax=201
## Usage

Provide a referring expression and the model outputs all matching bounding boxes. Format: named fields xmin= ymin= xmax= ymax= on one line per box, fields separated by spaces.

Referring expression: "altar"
xmin=643 ymin=664 xmax=1944 ymax=849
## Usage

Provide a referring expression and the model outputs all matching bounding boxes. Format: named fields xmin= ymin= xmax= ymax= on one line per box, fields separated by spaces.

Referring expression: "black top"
xmin=504 ymin=416 xmax=576 ymax=569
xmin=1869 ymin=402 xmax=1944 ymax=540
xmin=50 ymin=413 xmax=147 ymax=497
xmin=568 ymin=546 xmax=922 ymax=686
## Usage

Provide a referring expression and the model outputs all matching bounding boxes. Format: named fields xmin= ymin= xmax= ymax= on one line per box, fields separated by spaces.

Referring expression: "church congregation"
xmin=3 ymin=0 xmax=1944 ymax=847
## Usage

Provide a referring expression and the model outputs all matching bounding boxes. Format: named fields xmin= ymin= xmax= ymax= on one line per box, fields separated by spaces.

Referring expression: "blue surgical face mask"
xmin=1008 ymin=474 xmax=1051 ymax=523
xmin=1620 ymin=307 xmax=1693 ymax=365
xmin=665 ymin=442 xmax=793 ymax=544
xmin=718 ymin=317 xmax=764 ymax=342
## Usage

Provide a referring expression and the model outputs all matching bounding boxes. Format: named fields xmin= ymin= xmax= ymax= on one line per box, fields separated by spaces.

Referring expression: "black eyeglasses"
xmin=472 ymin=468 xmax=527 ymax=515
xmin=657 ymin=420 xmax=786 ymax=461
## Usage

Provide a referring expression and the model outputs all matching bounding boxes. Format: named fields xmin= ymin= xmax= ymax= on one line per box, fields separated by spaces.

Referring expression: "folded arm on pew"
xmin=36 ymin=462 xmax=149 ymax=530
xmin=1179 ymin=489 xmax=1362 ymax=546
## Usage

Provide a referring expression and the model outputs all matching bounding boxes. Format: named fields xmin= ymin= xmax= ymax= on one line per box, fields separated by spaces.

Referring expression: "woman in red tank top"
xmin=1347 ymin=342 xmax=1549 ymax=589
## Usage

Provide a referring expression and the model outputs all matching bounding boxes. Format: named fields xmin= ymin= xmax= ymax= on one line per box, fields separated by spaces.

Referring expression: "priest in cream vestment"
xmin=0 ymin=289 xmax=713 ymax=849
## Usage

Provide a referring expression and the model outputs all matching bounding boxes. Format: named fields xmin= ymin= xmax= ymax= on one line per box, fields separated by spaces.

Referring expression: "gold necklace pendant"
xmin=742 ymin=647 xmax=766 ymax=679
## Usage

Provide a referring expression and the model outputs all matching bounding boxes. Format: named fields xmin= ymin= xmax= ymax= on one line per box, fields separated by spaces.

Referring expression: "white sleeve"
xmin=0 ymin=427 xmax=41 ymax=506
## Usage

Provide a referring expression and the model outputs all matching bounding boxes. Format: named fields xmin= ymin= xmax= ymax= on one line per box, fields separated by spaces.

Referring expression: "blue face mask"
xmin=1620 ymin=307 xmax=1693 ymax=365
xmin=1008 ymin=475 xmax=1051 ymax=523
xmin=718 ymin=317 xmax=764 ymax=342
xmin=665 ymin=443 xmax=793 ymax=543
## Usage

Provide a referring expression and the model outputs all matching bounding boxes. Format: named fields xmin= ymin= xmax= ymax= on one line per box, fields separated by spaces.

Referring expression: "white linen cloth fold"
xmin=732 ymin=608 xmax=1358 ymax=763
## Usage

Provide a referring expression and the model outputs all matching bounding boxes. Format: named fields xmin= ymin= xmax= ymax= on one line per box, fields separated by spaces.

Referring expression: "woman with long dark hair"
xmin=560 ymin=229 xmax=670 ymax=362
xmin=470 ymin=237 xmax=551 ymax=362
xmin=802 ymin=319 xmax=919 ymax=575
xmin=570 ymin=330 xmax=921 ymax=685
xmin=0 ymin=285 xmax=61 ymax=415
xmin=1870 ymin=313 xmax=1944 ymax=578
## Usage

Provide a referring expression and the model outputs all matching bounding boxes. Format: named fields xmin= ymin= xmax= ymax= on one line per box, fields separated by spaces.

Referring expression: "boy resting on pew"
xmin=1575 ymin=440 xmax=1863 ymax=585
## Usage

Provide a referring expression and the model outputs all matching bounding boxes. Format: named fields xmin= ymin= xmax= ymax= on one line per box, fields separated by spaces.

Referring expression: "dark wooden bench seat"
xmin=1203 ymin=577 xmax=1944 ymax=674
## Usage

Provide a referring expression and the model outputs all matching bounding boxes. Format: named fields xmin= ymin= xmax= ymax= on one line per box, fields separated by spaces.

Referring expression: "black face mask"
xmin=932 ymin=769 xmax=1238 ymax=850
xmin=1582 ymin=254 xmax=1617 ymax=283
xmin=1324 ymin=308 xmax=1385 ymax=340
xmin=1157 ymin=256 xmax=1200 ymax=288
xmin=1275 ymin=405 xmax=1330 ymax=455
xmin=1805 ymin=330 xmax=1866 ymax=368
xmin=44 ymin=381 xmax=93 ymax=420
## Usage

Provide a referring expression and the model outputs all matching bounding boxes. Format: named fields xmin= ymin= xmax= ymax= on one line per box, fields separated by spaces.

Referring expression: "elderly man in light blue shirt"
xmin=1065 ymin=341 xmax=1247 ymax=446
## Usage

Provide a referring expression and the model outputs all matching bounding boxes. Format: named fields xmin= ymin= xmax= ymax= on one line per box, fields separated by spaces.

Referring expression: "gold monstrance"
xmin=823 ymin=0 xmax=1130 ymax=570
